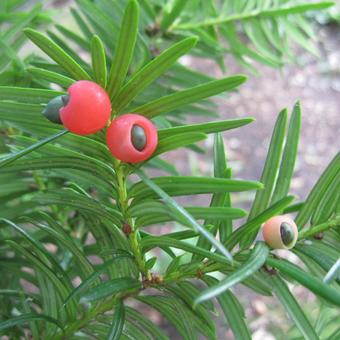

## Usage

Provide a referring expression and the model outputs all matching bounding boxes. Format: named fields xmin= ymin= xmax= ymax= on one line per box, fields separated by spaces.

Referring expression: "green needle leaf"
xmin=129 ymin=176 xmax=262 ymax=199
xmin=63 ymin=256 xmax=133 ymax=306
xmin=134 ymin=168 xmax=233 ymax=262
xmin=27 ymin=67 xmax=75 ymax=88
xmin=226 ymin=195 xmax=295 ymax=250
xmin=0 ymin=313 xmax=63 ymax=333
xmin=295 ymin=152 xmax=340 ymax=229
xmin=91 ymin=35 xmax=107 ymax=88
xmin=269 ymin=275 xmax=319 ymax=340
xmin=271 ymin=102 xmax=301 ymax=203
xmin=24 ymin=28 xmax=91 ymax=80
xmin=158 ymin=118 xmax=254 ymax=139
xmin=160 ymin=0 xmax=189 ymax=31
xmin=107 ymin=0 xmax=139 ymax=101
xmin=107 ymin=300 xmax=125 ymax=340
xmin=203 ymin=276 xmax=251 ymax=340
xmin=114 ymin=36 xmax=197 ymax=112
xmin=266 ymin=258 xmax=340 ymax=307
xmin=131 ymin=76 xmax=247 ymax=118
xmin=241 ymin=109 xmax=288 ymax=247
xmin=154 ymin=132 xmax=207 ymax=157
xmin=0 ymin=130 xmax=68 ymax=169
xmin=175 ymin=2 xmax=335 ymax=29
xmin=0 ymin=86 xmax=64 ymax=103
xmin=195 ymin=242 xmax=269 ymax=305
xmin=80 ymin=277 xmax=141 ymax=303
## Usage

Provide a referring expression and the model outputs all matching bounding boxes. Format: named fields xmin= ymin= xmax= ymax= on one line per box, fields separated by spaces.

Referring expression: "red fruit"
xmin=107 ymin=114 xmax=158 ymax=163
xmin=60 ymin=80 xmax=111 ymax=135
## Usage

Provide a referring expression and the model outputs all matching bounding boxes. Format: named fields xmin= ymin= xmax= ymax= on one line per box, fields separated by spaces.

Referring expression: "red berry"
xmin=106 ymin=114 xmax=158 ymax=163
xmin=60 ymin=80 xmax=111 ymax=135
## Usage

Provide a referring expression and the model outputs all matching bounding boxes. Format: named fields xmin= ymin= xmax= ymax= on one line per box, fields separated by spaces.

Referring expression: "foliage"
xmin=0 ymin=0 xmax=339 ymax=339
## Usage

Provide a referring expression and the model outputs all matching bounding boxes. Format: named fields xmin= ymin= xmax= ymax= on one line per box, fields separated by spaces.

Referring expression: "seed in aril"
xmin=262 ymin=215 xmax=298 ymax=249
xmin=106 ymin=113 xmax=158 ymax=163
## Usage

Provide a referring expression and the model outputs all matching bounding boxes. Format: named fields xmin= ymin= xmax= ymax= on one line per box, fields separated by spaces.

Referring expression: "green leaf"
xmin=154 ymin=132 xmax=207 ymax=157
xmin=0 ymin=156 xmax=115 ymax=183
xmin=125 ymin=307 xmax=168 ymax=340
xmin=0 ymin=130 xmax=68 ymax=169
xmin=25 ymin=218 xmax=94 ymax=278
xmin=312 ymin=172 xmax=340 ymax=225
xmin=6 ymin=240 xmax=77 ymax=318
xmin=141 ymin=237 xmax=229 ymax=265
xmin=241 ymin=109 xmax=288 ymax=247
xmin=271 ymin=102 xmax=301 ymax=203
xmin=0 ymin=86 xmax=64 ymax=103
xmin=31 ymin=189 xmax=123 ymax=226
xmin=136 ymin=295 xmax=196 ymax=340
xmin=203 ymin=276 xmax=251 ymax=340
xmin=269 ymin=275 xmax=319 ymax=340
xmin=107 ymin=0 xmax=139 ymax=101
xmin=296 ymin=152 xmax=340 ymax=228
xmin=195 ymin=242 xmax=269 ymax=304
xmin=164 ymin=284 xmax=216 ymax=339
xmin=27 ymin=67 xmax=75 ymax=88
xmin=213 ymin=134 xmax=232 ymax=242
xmin=0 ymin=313 xmax=63 ymax=332
xmin=158 ymin=118 xmax=254 ymax=139
xmin=193 ymin=135 xmax=231 ymax=259
xmin=115 ymin=36 xmax=197 ymax=112
xmin=266 ymin=258 xmax=340 ymax=306
xmin=134 ymin=169 xmax=258 ymax=261
xmin=91 ymin=35 xmax=107 ymax=88
xmin=160 ymin=0 xmax=189 ymax=31
xmin=107 ymin=300 xmax=125 ymax=340
xmin=24 ymin=28 xmax=91 ymax=80
xmin=129 ymin=176 xmax=262 ymax=199
xmin=226 ymin=195 xmax=295 ymax=250
xmin=64 ymin=256 xmax=134 ymax=306
xmin=131 ymin=201 xmax=246 ymax=227
xmin=294 ymin=243 xmax=339 ymax=283
xmin=131 ymin=76 xmax=247 ymax=118
xmin=175 ymin=2 xmax=334 ymax=29
xmin=80 ymin=277 xmax=141 ymax=303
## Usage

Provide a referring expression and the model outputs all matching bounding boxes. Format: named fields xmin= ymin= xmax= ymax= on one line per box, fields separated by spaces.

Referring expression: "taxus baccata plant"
xmin=0 ymin=0 xmax=339 ymax=339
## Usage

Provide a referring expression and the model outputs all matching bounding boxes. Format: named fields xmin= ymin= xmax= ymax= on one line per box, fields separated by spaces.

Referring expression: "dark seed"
xmin=131 ymin=125 xmax=146 ymax=151
xmin=61 ymin=94 xmax=70 ymax=106
xmin=42 ymin=95 xmax=69 ymax=124
xmin=280 ymin=222 xmax=295 ymax=246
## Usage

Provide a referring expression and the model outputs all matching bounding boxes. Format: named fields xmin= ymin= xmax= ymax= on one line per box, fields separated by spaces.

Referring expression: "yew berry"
xmin=262 ymin=215 xmax=298 ymax=249
xmin=106 ymin=113 xmax=158 ymax=163
xmin=59 ymin=80 xmax=111 ymax=135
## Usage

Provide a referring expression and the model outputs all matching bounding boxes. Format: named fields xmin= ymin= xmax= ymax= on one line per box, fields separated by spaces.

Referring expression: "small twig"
xmin=298 ymin=215 xmax=340 ymax=240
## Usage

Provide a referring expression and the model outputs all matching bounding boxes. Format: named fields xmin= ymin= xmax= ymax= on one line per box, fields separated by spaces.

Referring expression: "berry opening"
xmin=280 ymin=222 xmax=295 ymax=246
xmin=131 ymin=125 xmax=147 ymax=151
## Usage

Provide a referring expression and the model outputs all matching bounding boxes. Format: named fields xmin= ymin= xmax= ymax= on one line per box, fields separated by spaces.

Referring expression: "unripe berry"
xmin=262 ymin=215 xmax=298 ymax=249
xmin=60 ymin=80 xmax=111 ymax=135
xmin=106 ymin=113 xmax=158 ymax=163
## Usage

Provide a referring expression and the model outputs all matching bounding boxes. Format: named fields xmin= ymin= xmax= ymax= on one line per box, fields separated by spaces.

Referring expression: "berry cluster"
xmin=43 ymin=80 xmax=158 ymax=163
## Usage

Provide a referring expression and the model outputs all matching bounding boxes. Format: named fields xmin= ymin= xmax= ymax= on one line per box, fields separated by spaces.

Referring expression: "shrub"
xmin=0 ymin=1 xmax=339 ymax=339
